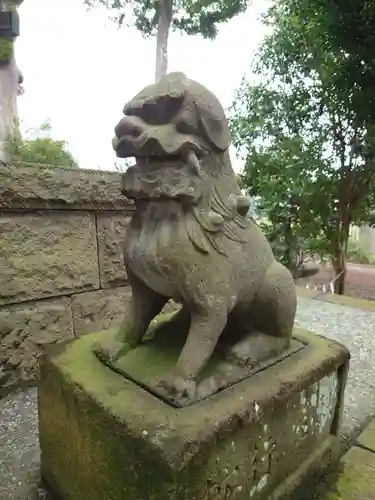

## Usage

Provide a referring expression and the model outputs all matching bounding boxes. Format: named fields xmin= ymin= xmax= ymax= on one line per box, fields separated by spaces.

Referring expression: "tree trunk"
xmin=332 ymin=209 xmax=350 ymax=295
xmin=283 ymin=219 xmax=294 ymax=272
xmin=0 ymin=48 xmax=19 ymax=161
xmin=154 ymin=0 xmax=173 ymax=82
xmin=332 ymin=245 xmax=346 ymax=295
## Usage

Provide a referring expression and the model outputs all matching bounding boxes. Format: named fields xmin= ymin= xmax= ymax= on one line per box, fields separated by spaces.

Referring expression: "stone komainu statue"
xmin=94 ymin=72 xmax=297 ymax=402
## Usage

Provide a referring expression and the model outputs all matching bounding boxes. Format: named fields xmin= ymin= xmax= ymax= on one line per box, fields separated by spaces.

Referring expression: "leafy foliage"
xmin=230 ymin=81 xmax=331 ymax=263
xmin=6 ymin=121 xmax=79 ymax=168
xmin=346 ymin=239 xmax=375 ymax=265
xmin=230 ymin=0 xmax=375 ymax=293
xmin=260 ymin=0 xmax=375 ymax=129
xmin=84 ymin=0 xmax=248 ymax=39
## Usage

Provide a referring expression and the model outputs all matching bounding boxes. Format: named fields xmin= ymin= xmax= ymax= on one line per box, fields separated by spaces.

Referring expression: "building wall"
xmin=350 ymin=224 xmax=375 ymax=253
xmin=0 ymin=163 xmax=138 ymax=395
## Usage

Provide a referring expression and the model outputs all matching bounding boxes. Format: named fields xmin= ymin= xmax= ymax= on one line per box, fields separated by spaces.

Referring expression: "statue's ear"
xmin=198 ymin=106 xmax=231 ymax=152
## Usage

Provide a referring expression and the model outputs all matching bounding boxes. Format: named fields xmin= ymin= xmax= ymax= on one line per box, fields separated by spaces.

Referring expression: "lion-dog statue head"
xmin=94 ymin=73 xmax=297 ymax=406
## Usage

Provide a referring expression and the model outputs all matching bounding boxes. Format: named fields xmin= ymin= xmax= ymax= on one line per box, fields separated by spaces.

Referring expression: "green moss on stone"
xmin=356 ymin=419 xmax=375 ymax=453
xmin=39 ymin=360 xmax=181 ymax=500
xmin=0 ymin=38 xmax=13 ymax=64
xmin=38 ymin=326 xmax=348 ymax=500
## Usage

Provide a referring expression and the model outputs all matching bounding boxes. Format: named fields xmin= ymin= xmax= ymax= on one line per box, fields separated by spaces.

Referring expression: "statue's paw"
xmin=92 ymin=337 xmax=133 ymax=364
xmin=157 ymin=372 xmax=196 ymax=404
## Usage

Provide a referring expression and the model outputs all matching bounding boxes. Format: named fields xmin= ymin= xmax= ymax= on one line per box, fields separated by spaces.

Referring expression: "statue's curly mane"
xmin=186 ymin=152 xmax=250 ymax=256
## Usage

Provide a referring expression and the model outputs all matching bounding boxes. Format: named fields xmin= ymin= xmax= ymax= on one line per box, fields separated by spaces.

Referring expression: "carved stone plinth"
xmin=39 ymin=328 xmax=349 ymax=500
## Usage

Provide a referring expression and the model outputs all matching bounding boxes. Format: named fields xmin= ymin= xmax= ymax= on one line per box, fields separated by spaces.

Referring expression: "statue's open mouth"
xmin=121 ymin=152 xmax=203 ymax=204
xmin=114 ymin=117 xmax=205 ymax=201
xmin=135 ymin=155 xmax=182 ymax=168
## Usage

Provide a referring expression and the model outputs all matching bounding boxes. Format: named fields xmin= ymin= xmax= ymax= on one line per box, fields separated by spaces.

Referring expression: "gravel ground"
xmin=295 ymin=298 xmax=375 ymax=444
xmin=1 ymin=296 xmax=375 ymax=500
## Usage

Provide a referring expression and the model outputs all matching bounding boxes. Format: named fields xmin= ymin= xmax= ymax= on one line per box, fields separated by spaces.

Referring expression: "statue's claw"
xmin=157 ymin=372 xmax=196 ymax=404
xmin=92 ymin=337 xmax=134 ymax=364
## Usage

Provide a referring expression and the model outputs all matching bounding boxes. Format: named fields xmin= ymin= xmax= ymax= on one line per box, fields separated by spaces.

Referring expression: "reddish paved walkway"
xmin=309 ymin=263 xmax=375 ymax=300
xmin=314 ymin=263 xmax=375 ymax=287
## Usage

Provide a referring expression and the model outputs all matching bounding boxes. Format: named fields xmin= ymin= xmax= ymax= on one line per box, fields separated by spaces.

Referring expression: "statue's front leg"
xmin=157 ymin=303 xmax=227 ymax=403
xmin=93 ymin=269 xmax=168 ymax=364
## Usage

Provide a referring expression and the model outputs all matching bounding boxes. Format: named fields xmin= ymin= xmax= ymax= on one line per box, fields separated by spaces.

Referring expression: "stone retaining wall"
xmin=0 ymin=163 xmax=135 ymax=395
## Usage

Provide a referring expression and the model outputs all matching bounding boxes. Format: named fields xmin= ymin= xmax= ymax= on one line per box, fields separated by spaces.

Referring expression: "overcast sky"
xmin=16 ymin=0 xmax=270 ymax=171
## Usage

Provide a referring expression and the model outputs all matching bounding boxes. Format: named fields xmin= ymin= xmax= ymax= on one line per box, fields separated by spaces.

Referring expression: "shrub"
xmin=6 ymin=121 xmax=79 ymax=168
xmin=346 ymin=240 xmax=375 ymax=265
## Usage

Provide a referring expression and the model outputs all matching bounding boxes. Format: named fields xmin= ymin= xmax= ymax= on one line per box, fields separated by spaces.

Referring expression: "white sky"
xmin=15 ymin=0 xmax=270 ymax=171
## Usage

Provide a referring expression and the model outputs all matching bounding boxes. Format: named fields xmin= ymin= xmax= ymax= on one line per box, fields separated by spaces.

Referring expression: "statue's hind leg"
xmin=255 ymin=261 xmax=297 ymax=338
xmin=93 ymin=268 xmax=168 ymax=363
xmin=227 ymin=261 xmax=297 ymax=366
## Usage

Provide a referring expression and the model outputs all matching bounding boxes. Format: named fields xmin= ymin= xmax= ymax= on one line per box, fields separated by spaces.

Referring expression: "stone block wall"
xmin=0 ymin=163 xmax=136 ymax=395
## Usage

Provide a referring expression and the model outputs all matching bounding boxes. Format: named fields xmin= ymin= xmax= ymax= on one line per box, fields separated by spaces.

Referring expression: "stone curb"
xmin=314 ymin=419 xmax=375 ymax=499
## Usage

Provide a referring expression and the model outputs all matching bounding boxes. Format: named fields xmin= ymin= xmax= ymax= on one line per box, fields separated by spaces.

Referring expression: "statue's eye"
xmin=125 ymin=94 xmax=184 ymax=126
xmin=175 ymin=110 xmax=199 ymax=136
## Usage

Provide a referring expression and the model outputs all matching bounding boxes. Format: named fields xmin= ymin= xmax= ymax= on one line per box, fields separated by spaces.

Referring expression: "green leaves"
xmin=231 ymin=83 xmax=330 ymax=266
xmin=229 ymin=0 xmax=375 ymax=282
xmin=260 ymin=0 xmax=375 ymax=130
xmin=84 ymin=0 xmax=249 ymax=38
xmin=6 ymin=122 xmax=79 ymax=168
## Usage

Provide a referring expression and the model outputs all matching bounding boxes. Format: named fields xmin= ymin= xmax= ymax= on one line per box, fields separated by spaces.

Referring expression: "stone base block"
xmin=38 ymin=328 xmax=349 ymax=500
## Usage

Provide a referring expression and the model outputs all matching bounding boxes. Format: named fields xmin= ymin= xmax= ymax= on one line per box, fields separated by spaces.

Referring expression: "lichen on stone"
xmin=0 ymin=37 xmax=13 ymax=64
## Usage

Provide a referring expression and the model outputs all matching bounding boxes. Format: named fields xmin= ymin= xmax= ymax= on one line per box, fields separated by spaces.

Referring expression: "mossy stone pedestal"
xmin=38 ymin=328 xmax=349 ymax=500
